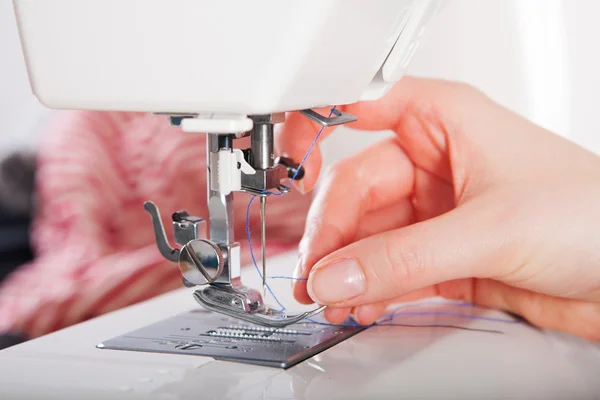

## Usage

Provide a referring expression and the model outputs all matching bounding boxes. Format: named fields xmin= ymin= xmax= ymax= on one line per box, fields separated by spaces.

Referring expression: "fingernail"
xmin=308 ymin=259 xmax=366 ymax=304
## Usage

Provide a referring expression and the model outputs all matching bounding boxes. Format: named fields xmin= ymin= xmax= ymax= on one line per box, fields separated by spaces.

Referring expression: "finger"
xmin=354 ymin=199 xmax=414 ymax=242
xmin=333 ymin=278 xmax=600 ymax=341
xmin=292 ymin=138 xmax=415 ymax=303
xmin=277 ymin=77 xmax=482 ymax=194
xmin=294 ymin=164 xmax=453 ymax=304
xmin=306 ymin=198 xmax=505 ymax=307
xmin=293 ymin=199 xmax=414 ymax=305
xmin=368 ymin=279 xmax=600 ymax=341
xmin=470 ymin=279 xmax=600 ymax=341
xmin=275 ymin=78 xmax=417 ymax=194
xmin=352 ymin=303 xmax=388 ymax=326
xmin=342 ymin=76 xmax=460 ymax=133
xmin=275 ymin=75 xmax=442 ymax=194
xmin=323 ymin=307 xmax=352 ymax=325
xmin=294 ymin=199 xmax=414 ymax=305
xmin=412 ymin=167 xmax=455 ymax=221
xmin=348 ymin=77 xmax=487 ymax=185
xmin=347 ymin=286 xmax=442 ymax=326
xmin=427 ymin=279 xmax=600 ymax=342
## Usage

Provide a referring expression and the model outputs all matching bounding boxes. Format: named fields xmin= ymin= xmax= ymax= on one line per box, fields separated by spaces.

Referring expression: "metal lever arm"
xmin=143 ymin=201 xmax=180 ymax=262
xmin=299 ymin=108 xmax=357 ymax=127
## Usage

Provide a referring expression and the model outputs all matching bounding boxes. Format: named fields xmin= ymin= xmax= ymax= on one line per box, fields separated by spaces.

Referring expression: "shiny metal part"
xmin=144 ymin=201 xmax=208 ymax=263
xmin=260 ymin=196 xmax=267 ymax=297
xmin=182 ymin=277 xmax=196 ymax=288
xmin=194 ymin=288 xmax=327 ymax=328
xmin=250 ymin=113 xmax=285 ymax=125
xmin=144 ymin=201 xmax=180 ymax=262
xmin=222 ymin=325 xmax=302 ymax=335
xmin=195 ymin=284 xmax=263 ymax=313
xmin=251 ymin=119 xmax=275 ymax=170
xmin=206 ymin=134 xmax=243 ymax=286
xmin=207 ymin=329 xmax=286 ymax=342
xmin=300 ymin=108 xmax=357 ymax=127
xmin=179 ymin=239 xmax=224 ymax=285
xmin=241 ymin=116 xmax=287 ymax=193
xmin=238 ymin=183 xmax=290 ymax=197
xmin=207 ymin=134 xmax=236 ymax=245
xmin=276 ymin=184 xmax=291 ymax=194
xmin=240 ymin=165 xmax=286 ymax=192
xmin=240 ymin=166 xmax=284 ymax=191
xmin=98 ymin=309 xmax=365 ymax=369
xmin=246 ymin=116 xmax=279 ymax=300
xmin=215 ymin=243 xmax=241 ymax=285
xmin=145 ymin=112 xmax=360 ymax=328
xmin=172 ymin=211 xmax=207 ymax=246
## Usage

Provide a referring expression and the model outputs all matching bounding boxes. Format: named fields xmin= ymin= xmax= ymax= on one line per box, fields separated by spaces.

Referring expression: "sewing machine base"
xmin=97 ymin=309 xmax=365 ymax=369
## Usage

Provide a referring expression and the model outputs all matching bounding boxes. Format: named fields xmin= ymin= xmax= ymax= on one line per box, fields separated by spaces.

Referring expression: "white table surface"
xmin=1 ymin=251 xmax=599 ymax=400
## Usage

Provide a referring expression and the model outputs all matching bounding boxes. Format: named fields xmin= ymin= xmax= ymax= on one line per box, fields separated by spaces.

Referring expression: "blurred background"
xmin=1 ymin=0 xmax=599 ymax=335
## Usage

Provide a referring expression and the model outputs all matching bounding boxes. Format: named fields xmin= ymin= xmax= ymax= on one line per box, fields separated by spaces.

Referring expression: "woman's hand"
xmin=277 ymin=76 xmax=600 ymax=341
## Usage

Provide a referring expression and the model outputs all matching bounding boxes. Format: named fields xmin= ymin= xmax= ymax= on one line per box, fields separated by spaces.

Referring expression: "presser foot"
xmin=193 ymin=285 xmax=326 ymax=328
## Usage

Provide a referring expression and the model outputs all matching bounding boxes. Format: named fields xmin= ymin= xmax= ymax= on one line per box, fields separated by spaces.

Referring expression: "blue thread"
xmin=245 ymin=195 xmax=286 ymax=311
xmin=268 ymin=276 xmax=308 ymax=281
xmin=304 ymin=318 xmax=507 ymax=334
xmin=378 ymin=311 xmax=521 ymax=324
xmin=373 ymin=301 xmax=520 ymax=326
xmin=306 ymin=307 xmax=521 ymax=328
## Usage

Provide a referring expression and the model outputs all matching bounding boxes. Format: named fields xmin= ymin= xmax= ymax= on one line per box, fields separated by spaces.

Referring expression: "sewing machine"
xmin=12 ymin=0 xmax=439 ymax=327
xmin=4 ymin=0 xmax=600 ymax=397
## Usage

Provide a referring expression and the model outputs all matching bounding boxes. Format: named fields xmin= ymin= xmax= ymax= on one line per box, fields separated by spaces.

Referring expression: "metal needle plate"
xmin=97 ymin=309 xmax=365 ymax=369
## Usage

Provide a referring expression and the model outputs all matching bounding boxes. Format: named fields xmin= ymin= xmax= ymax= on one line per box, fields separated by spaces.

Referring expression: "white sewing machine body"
xmin=13 ymin=0 xmax=437 ymax=115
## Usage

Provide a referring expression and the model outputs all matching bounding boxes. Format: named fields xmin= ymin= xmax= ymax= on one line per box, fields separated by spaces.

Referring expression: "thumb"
xmin=306 ymin=198 xmax=508 ymax=307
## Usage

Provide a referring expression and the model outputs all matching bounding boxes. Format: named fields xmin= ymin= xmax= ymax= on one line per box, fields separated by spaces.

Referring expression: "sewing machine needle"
xmin=260 ymin=195 xmax=267 ymax=297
